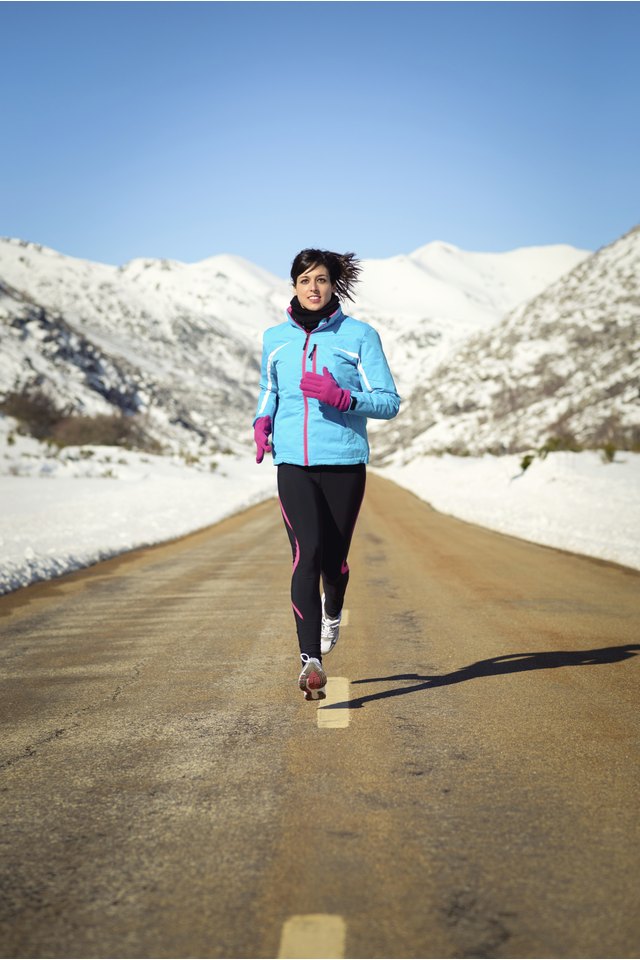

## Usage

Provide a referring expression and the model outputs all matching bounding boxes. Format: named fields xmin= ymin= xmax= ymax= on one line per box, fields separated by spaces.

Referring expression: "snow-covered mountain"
xmin=350 ymin=241 xmax=589 ymax=394
xmin=378 ymin=226 xmax=640 ymax=462
xmin=0 ymin=236 xmax=590 ymax=455
xmin=0 ymin=239 xmax=290 ymax=453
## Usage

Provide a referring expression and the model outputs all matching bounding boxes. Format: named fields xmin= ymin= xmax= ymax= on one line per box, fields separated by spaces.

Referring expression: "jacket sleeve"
xmin=348 ymin=326 xmax=401 ymax=420
xmin=253 ymin=335 xmax=279 ymax=425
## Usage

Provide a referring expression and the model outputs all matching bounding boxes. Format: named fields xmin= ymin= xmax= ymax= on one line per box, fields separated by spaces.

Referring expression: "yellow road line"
xmin=317 ymin=677 xmax=350 ymax=728
xmin=278 ymin=914 xmax=346 ymax=959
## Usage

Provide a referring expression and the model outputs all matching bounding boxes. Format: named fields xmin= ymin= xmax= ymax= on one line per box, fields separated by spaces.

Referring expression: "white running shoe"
xmin=298 ymin=654 xmax=327 ymax=701
xmin=321 ymin=593 xmax=341 ymax=656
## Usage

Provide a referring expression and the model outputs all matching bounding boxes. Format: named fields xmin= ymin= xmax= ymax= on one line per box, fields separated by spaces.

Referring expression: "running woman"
xmin=253 ymin=249 xmax=400 ymax=700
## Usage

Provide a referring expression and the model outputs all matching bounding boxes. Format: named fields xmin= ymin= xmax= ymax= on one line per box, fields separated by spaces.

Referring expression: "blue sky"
xmin=1 ymin=2 xmax=638 ymax=277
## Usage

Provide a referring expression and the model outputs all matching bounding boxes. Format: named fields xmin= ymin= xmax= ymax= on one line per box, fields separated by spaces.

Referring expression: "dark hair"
xmin=290 ymin=248 xmax=361 ymax=302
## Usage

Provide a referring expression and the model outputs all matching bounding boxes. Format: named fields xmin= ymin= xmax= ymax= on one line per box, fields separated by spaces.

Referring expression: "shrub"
xmin=538 ymin=434 xmax=582 ymax=459
xmin=0 ymin=390 xmax=65 ymax=439
xmin=600 ymin=442 xmax=616 ymax=463
xmin=51 ymin=413 xmax=162 ymax=452
xmin=1 ymin=387 xmax=163 ymax=453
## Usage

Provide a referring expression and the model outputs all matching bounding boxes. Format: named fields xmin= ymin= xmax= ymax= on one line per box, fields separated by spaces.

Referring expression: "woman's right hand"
xmin=254 ymin=416 xmax=273 ymax=464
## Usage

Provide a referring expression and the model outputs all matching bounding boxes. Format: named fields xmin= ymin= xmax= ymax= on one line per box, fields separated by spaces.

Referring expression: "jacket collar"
xmin=286 ymin=303 xmax=344 ymax=332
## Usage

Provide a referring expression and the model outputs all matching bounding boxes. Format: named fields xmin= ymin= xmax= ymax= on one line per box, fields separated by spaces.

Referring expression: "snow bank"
xmin=2 ymin=409 xmax=638 ymax=599
xmin=377 ymin=451 xmax=640 ymax=571
xmin=0 ymin=424 xmax=275 ymax=595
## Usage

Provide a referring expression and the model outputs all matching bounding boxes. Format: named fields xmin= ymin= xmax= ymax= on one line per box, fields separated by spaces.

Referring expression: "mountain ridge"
xmin=377 ymin=225 xmax=640 ymax=461
xmin=2 ymin=233 xmax=622 ymax=460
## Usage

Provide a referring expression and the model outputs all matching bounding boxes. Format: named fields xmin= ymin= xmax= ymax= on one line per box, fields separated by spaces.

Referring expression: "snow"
xmin=0 ymin=419 xmax=275 ymax=595
xmin=377 ymin=451 xmax=640 ymax=572
xmin=353 ymin=241 xmax=589 ymax=328
xmin=2 ymin=410 xmax=639 ymax=598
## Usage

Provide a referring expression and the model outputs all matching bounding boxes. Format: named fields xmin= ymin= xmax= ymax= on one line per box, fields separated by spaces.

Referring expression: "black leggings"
xmin=277 ymin=463 xmax=366 ymax=659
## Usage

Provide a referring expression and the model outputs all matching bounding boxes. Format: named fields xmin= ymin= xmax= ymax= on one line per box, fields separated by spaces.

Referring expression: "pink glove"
xmin=300 ymin=366 xmax=351 ymax=412
xmin=254 ymin=415 xmax=272 ymax=463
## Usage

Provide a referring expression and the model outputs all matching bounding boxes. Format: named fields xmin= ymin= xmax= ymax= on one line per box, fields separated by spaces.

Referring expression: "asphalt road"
xmin=1 ymin=473 xmax=638 ymax=959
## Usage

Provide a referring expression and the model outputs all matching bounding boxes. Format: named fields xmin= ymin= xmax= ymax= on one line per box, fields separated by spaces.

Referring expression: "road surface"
xmin=1 ymin=474 xmax=638 ymax=958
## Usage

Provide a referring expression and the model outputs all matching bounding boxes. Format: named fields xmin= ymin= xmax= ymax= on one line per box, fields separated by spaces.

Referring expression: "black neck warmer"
xmin=289 ymin=293 xmax=340 ymax=331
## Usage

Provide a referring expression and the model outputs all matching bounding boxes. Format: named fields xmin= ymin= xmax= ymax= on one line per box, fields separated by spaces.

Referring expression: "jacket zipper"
xmin=302 ymin=334 xmax=312 ymax=465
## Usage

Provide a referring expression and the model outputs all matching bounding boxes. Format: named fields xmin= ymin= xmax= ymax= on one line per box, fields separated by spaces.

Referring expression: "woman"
xmin=253 ymin=249 xmax=400 ymax=700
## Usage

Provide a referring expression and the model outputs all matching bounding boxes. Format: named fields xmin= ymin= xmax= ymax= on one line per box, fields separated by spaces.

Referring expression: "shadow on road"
xmin=321 ymin=644 xmax=640 ymax=710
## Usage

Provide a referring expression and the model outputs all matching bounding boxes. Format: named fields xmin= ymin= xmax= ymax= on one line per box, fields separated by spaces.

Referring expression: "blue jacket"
xmin=254 ymin=304 xmax=401 ymax=466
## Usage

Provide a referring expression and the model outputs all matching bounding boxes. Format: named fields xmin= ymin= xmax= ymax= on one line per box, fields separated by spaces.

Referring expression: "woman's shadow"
xmin=320 ymin=644 xmax=640 ymax=710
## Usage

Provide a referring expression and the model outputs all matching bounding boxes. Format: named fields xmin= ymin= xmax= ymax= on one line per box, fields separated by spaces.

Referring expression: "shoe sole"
xmin=299 ymin=665 xmax=327 ymax=700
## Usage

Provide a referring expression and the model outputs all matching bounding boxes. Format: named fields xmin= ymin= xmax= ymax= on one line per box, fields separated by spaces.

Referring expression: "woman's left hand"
xmin=300 ymin=367 xmax=352 ymax=412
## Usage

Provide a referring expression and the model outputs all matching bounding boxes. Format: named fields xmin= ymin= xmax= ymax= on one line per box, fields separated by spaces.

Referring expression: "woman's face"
xmin=294 ymin=264 xmax=336 ymax=311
